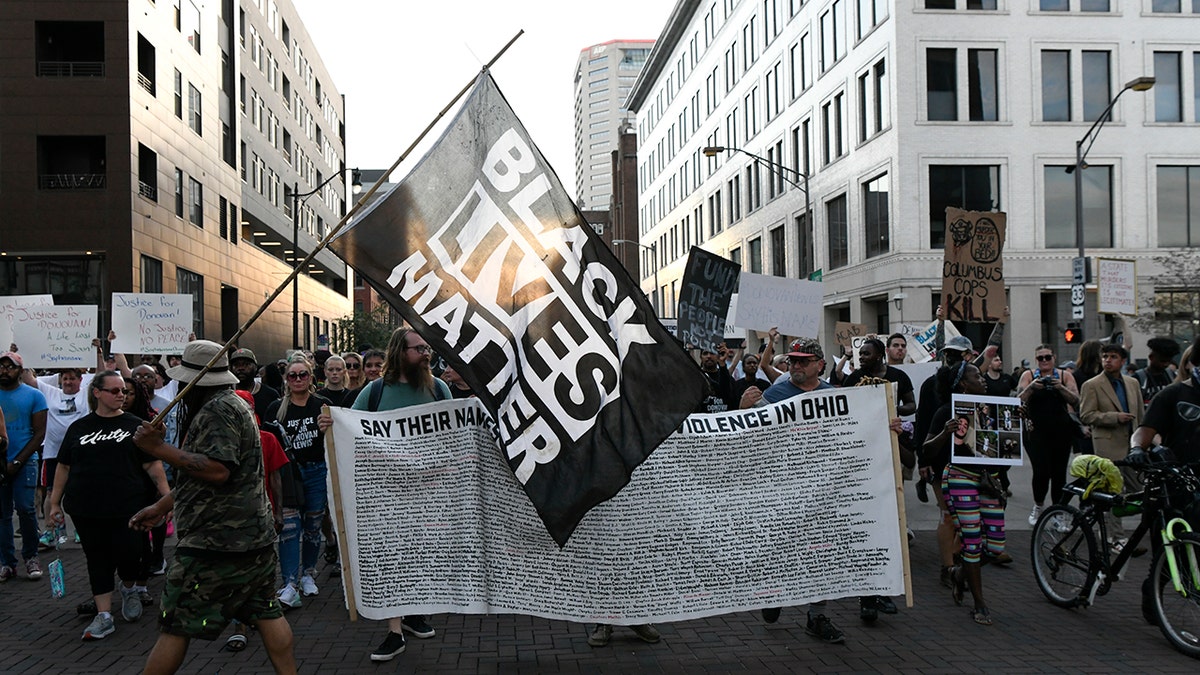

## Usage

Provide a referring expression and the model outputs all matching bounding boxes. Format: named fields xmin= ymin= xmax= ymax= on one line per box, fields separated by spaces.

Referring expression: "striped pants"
xmin=942 ymin=465 xmax=1006 ymax=564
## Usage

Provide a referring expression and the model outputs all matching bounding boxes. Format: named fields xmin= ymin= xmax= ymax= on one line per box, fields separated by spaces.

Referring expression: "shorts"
xmin=158 ymin=545 xmax=283 ymax=640
xmin=39 ymin=458 xmax=58 ymax=489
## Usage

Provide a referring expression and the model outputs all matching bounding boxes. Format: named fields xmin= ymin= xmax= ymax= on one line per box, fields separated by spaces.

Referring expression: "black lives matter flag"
xmin=329 ymin=73 xmax=706 ymax=546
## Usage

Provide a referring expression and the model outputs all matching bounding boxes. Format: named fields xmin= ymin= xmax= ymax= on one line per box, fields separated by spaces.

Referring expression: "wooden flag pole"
xmin=147 ymin=29 xmax=526 ymax=427
xmin=321 ymin=404 xmax=358 ymax=621
xmin=885 ymin=385 xmax=914 ymax=609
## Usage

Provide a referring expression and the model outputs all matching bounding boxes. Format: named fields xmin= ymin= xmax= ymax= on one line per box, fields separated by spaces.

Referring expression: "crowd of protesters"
xmin=3 ymin=314 xmax=1197 ymax=668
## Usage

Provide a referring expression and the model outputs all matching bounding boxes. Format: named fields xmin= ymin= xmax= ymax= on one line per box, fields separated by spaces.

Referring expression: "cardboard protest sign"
xmin=0 ymin=294 xmax=53 ymax=347
xmin=731 ymin=273 xmax=821 ymax=337
xmin=110 ymin=293 xmax=193 ymax=355
xmin=11 ymin=305 xmax=98 ymax=368
xmin=1097 ymin=258 xmax=1137 ymax=316
xmin=941 ymin=208 xmax=1006 ymax=323
xmin=834 ymin=322 xmax=869 ymax=350
xmin=677 ymin=247 xmax=740 ymax=352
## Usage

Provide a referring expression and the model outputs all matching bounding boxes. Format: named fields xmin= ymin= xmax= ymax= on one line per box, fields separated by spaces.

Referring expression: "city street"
xmin=3 ymin=463 xmax=1197 ymax=673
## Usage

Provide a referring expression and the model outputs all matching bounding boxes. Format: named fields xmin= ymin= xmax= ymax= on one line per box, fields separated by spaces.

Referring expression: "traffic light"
xmin=1064 ymin=322 xmax=1083 ymax=344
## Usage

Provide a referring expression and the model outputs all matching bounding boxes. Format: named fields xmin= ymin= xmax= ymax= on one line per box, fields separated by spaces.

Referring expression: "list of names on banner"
xmin=328 ymin=387 xmax=904 ymax=623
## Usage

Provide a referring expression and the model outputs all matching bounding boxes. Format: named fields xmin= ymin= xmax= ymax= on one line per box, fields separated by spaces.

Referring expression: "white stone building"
xmin=626 ymin=0 xmax=1200 ymax=362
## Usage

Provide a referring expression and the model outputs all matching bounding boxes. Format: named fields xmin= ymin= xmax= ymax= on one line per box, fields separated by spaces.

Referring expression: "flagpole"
xmin=147 ymin=30 xmax=526 ymax=427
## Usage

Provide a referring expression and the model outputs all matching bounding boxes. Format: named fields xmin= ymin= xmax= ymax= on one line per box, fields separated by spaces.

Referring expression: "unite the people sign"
xmin=677 ymin=247 xmax=739 ymax=352
xmin=940 ymin=208 xmax=1007 ymax=323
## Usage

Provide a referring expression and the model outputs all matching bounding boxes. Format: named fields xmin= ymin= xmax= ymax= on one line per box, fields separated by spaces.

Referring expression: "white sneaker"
xmin=1028 ymin=505 xmax=1043 ymax=527
xmin=299 ymin=574 xmax=319 ymax=597
xmin=277 ymin=583 xmax=302 ymax=609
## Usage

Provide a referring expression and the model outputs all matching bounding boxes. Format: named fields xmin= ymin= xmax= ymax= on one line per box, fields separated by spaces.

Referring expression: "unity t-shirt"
xmin=58 ymin=412 xmax=155 ymax=518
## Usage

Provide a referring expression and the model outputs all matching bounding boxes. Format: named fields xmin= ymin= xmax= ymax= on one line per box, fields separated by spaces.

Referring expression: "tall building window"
xmin=189 ymin=177 xmax=203 ymax=227
xmin=771 ymin=225 xmax=787 ymax=276
xmin=1082 ymin=50 xmax=1112 ymax=121
xmin=141 ymin=255 xmax=163 ymax=293
xmin=748 ymin=237 xmax=763 ymax=274
xmin=1155 ymin=51 xmax=1183 ymax=123
xmin=926 ymin=48 xmax=957 ymax=121
xmin=174 ymin=69 xmax=182 ymax=118
xmin=863 ymin=173 xmax=890 ymax=258
xmin=858 ymin=58 xmax=888 ymax=141
xmin=926 ymin=47 xmax=999 ymax=121
xmin=1040 ymin=0 xmax=1069 ymax=9
xmin=796 ymin=212 xmax=815 ymax=278
xmin=728 ymin=175 xmax=742 ymax=223
xmin=1158 ymin=165 xmax=1200 ymax=247
xmin=709 ymin=190 xmax=723 ymax=236
xmin=857 ymin=0 xmax=887 ymax=38
xmin=174 ymin=167 xmax=184 ymax=217
xmin=821 ymin=92 xmax=845 ymax=165
xmin=746 ymin=163 xmax=762 ymax=212
xmin=1044 ymin=164 xmax=1112 ymax=248
xmin=827 ymin=194 xmax=849 ymax=269
xmin=819 ymin=1 xmax=845 ymax=73
xmin=176 ymin=266 xmax=204 ymax=337
xmin=188 ymin=83 xmax=202 ymax=135
xmin=928 ymin=164 xmax=1001 ymax=248
xmin=1041 ymin=50 xmax=1071 ymax=121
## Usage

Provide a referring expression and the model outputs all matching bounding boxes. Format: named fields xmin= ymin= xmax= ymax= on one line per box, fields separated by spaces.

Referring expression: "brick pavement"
xmin=1 ymin=520 xmax=1197 ymax=674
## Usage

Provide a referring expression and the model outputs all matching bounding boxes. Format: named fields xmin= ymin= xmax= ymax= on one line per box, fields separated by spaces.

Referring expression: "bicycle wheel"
xmin=1151 ymin=533 xmax=1200 ymax=660
xmin=1030 ymin=504 xmax=1097 ymax=607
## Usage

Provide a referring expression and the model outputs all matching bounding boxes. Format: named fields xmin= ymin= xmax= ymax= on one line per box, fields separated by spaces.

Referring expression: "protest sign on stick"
xmin=11 ymin=305 xmax=97 ymax=368
xmin=110 ymin=293 xmax=193 ymax=355
xmin=940 ymin=208 xmax=1006 ymax=323
xmin=0 ymin=294 xmax=53 ymax=347
xmin=907 ymin=319 xmax=963 ymax=363
xmin=677 ymin=247 xmax=739 ymax=352
xmin=732 ymin=273 xmax=822 ymax=337
xmin=1097 ymin=258 xmax=1137 ymax=316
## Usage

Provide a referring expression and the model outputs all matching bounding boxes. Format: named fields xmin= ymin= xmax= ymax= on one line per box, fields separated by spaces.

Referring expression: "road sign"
xmin=1072 ymin=257 xmax=1087 ymax=285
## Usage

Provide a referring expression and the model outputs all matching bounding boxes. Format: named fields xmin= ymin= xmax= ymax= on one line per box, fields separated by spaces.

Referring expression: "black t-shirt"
xmin=1137 ymin=367 xmax=1176 ymax=405
xmin=448 ymin=385 xmax=474 ymax=400
xmin=733 ymin=375 xmax=773 ymax=400
xmin=926 ymin=402 xmax=954 ymax=471
xmin=1141 ymin=380 xmax=1200 ymax=464
xmin=265 ymin=395 xmax=330 ymax=463
xmin=316 ymin=386 xmax=358 ymax=408
xmin=58 ymin=412 xmax=156 ymax=518
xmin=983 ymin=372 xmax=1016 ymax=397
xmin=843 ymin=365 xmax=914 ymax=397
xmin=697 ymin=367 xmax=736 ymax=413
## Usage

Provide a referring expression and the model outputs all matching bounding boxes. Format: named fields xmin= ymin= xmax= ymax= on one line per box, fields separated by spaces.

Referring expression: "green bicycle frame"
xmin=1162 ymin=517 xmax=1200 ymax=595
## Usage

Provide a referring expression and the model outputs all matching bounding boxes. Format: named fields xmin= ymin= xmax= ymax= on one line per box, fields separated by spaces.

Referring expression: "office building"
xmin=626 ymin=0 xmax=1200 ymax=357
xmin=0 ymin=0 xmax=351 ymax=357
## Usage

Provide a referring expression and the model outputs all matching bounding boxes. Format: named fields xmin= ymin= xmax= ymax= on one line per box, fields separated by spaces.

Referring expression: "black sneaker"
xmin=76 ymin=598 xmax=97 ymax=616
xmin=370 ymin=631 xmax=406 ymax=662
xmin=323 ymin=543 xmax=339 ymax=565
xmin=401 ymin=615 xmax=435 ymax=639
xmin=916 ymin=477 xmax=929 ymax=503
xmin=859 ymin=597 xmax=878 ymax=623
xmin=805 ymin=613 xmax=845 ymax=644
xmin=875 ymin=596 xmax=898 ymax=615
xmin=761 ymin=607 xmax=781 ymax=623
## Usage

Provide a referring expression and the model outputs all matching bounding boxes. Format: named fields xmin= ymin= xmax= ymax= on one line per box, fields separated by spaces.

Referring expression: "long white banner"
xmin=326 ymin=386 xmax=907 ymax=623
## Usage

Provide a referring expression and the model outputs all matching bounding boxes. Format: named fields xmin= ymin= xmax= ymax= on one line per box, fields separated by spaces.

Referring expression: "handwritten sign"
xmin=834 ymin=322 xmax=869 ymax=350
xmin=941 ymin=208 xmax=1006 ymax=323
xmin=1097 ymin=258 xmax=1136 ymax=316
xmin=0 ymin=294 xmax=53 ymax=347
xmin=908 ymin=319 xmax=963 ymax=363
xmin=10 ymin=305 xmax=97 ymax=368
xmin=732 ymin=273 xmax=822 ymax=337
xmin=110 ymin=293 xmax=193 ymax=355
xmin=676 ymin=248 xmax=740 ymax=352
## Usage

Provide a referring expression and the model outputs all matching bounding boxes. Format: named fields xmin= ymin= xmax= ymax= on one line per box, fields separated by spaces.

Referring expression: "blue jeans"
xmin=296 ymin=462 xmax=328 ymax=576
xmin=277 ymin=507 xmax=302 ymax=586
xmin=0 ymin=462 xmax=39 ymax=567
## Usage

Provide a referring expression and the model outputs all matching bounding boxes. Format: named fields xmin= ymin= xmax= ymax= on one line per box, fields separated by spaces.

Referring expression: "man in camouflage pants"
xmin=131 ymin=340 xmax=295 ymax=675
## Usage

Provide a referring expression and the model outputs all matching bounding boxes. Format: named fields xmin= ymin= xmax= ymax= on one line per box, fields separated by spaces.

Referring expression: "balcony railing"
xmin=138 ymin=181 xmax=158 ymax=201
xmin=37 ymin=61 xmax=105 ymax=77
xmin=137 ymin=72 xmax=155 ymax=95
xmin=39 ymin=173 xmax=106 ymax=189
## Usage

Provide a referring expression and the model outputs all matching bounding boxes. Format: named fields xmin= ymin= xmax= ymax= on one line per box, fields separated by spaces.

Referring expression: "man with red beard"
xmin=319 ymin=327 xmax=450 ymax=662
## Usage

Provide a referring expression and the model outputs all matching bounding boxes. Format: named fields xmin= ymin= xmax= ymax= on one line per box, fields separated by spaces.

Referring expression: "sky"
xmin=290 ymin=0 xmax=675 ymax=195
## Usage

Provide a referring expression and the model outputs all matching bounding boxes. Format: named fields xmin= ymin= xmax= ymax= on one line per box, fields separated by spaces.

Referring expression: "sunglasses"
xmin=345 ymin=363 xmax=361 ymax=370
xmin=1035 ymin=355 xmax=1054 ymax=362
xmin=97 ymin=387 xmax=126 ymax=396
xmin=286 ymin=372 xmax=311 ymax=380
xmin=132 ymin=372 xmax=156 ymax=380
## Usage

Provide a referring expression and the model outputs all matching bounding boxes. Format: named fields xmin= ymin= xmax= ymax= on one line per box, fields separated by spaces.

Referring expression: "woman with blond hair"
xmin=341 ymin=352 xmax=365 ymax=392
xmin=264 ymin=359 xmax=329 ymax=606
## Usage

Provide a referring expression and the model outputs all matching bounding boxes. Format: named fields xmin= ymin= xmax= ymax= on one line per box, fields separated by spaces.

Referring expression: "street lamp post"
xmin=612 ymin=239 xmax=659 ymax=315
xmin=292 ymin=168 xmax=361 ymax=348
xmin=701 ymin=145 xmax=811 ymax=278
xmin=1066 ymin=75 xmax=1154 ymax=336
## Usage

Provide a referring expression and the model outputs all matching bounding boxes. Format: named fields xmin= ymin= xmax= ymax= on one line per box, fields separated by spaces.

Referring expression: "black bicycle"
xmin=1030 ymin=452 xmax=1200 ymax=659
